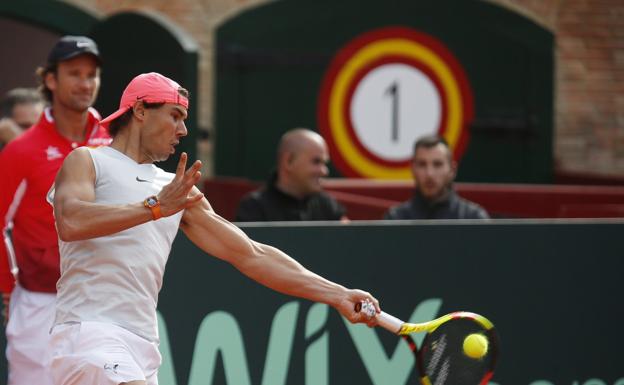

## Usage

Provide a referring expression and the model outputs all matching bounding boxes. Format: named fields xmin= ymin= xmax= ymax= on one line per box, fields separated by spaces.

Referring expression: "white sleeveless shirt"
xmin=55 ymin=146 xmax=183 ymax=342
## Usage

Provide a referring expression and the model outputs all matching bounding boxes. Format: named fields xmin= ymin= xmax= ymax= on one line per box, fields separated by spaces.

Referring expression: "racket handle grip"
xmin=376 ymin=312 xmax=405 ymax=334
xmin=355 ymin=301 xmax=405 ymax=334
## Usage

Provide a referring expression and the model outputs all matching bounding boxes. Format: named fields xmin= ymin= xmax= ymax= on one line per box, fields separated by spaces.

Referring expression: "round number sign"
xmin=318 ymin=27 xmax=474 ymax=179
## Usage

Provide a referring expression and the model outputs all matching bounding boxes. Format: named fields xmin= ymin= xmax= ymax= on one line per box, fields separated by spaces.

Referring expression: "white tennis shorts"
xmin=50 ymin=321 xmax=161 ymax=385
xmin=5 ymin=283 xmax=56 ymax=385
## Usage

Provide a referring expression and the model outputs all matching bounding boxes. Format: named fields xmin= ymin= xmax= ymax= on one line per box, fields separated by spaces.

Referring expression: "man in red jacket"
xmin=0 ymin=35 xmax=111 ymax=385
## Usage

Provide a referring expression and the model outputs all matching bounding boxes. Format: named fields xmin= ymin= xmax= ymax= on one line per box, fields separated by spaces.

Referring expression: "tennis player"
xmin=49 ymin=72 xmax=379 ymax=385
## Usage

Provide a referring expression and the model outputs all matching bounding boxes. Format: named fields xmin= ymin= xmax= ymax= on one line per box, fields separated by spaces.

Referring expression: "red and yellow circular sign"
xmin=318 ymin=27 xmax=474 ymax=179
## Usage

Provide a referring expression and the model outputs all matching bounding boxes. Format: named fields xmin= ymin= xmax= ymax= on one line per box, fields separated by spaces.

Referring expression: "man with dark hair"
xmin=384 ymin=134 xmax=489 ymax=220
xmin=49 ymin=72 xmax=378 ymax=385
xmin=236 ymin=128 xmax=346 ymax=221
xmin=0 ymin=35 xmax=110 ymax=385
xmin=0 ymin=87 xmax=45 ymax=148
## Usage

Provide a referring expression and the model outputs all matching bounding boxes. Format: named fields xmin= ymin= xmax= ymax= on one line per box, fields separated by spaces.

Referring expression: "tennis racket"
xmin=356 ymin=301 xmax=499 ymax=385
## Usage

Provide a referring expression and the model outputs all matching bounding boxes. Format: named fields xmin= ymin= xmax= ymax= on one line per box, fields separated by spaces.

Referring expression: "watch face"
xmin=147 ymin=197 xmax=158 ymax=207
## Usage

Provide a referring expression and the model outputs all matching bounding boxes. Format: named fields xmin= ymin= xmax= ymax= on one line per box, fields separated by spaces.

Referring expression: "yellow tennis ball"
xmin=463 ymin=333 xmax=488 ymax=359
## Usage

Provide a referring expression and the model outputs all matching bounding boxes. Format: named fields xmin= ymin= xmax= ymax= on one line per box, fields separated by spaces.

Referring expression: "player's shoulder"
xmin=63 ymin=146 xmax=96 ymax=166
xmin=81 ymin=145 xmax=123 ymax=163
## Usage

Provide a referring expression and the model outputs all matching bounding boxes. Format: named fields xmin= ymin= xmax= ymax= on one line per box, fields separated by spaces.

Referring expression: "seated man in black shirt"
xmin=384 ymin=135 xmax=489 ymax=220
xmin=236 ymin=128 xmax=346 ymax=221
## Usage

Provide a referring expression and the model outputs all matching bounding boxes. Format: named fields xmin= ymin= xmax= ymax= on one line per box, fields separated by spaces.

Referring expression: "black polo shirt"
xmin=384 ymin=189 xmax=489 ymax=220
xmin=235 ymin=175 xmax=345 ymax=222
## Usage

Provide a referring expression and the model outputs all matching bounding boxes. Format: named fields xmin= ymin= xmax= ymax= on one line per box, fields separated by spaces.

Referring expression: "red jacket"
xmin=0 ymin=108 xmax=111 ymax=293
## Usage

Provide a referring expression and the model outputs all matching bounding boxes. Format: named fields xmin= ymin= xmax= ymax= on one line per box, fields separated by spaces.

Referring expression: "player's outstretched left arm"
xmin=180 ymin=194 xmax=379 ymax=326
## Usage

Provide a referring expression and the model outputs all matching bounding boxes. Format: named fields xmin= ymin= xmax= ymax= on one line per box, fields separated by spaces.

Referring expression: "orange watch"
xmin=143 ymin=195 xmax=162 ymax=220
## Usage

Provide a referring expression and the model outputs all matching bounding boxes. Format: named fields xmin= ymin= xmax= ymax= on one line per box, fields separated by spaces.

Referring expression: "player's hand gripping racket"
xmin=356 ymin=301 xmax=499 ymax=385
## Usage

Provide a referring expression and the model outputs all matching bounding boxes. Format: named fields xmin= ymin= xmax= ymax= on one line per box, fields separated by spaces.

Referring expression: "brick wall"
xmin=555 ymin=0 xmax=624 ymax=177
xmin=487 ymin=0 xmax=624 ymax=178
xmin=63 ymin=0 xmax=624 ymax=179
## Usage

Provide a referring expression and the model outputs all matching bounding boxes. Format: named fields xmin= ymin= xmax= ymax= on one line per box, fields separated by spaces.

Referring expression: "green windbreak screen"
xmin=0 ymin=221 xmax=620 ymax=384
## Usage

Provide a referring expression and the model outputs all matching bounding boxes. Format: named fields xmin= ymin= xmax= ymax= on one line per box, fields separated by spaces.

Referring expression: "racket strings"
xmin=418 ymin=319 xmax=495 ymax=385
xmin=426 ymin=334 xmax=448 ymax=377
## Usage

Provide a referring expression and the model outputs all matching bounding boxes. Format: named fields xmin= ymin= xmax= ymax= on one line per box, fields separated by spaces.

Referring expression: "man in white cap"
xmin=49 ymin=72 xmax=380 ymax=385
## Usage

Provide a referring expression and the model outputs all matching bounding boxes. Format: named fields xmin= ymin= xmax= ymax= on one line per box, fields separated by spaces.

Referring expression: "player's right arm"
xmin=181 ymin=196 xmax=379 ymax=326
xmin=53 ymin=148 xmax=152 ymax=241
xmin=54 ymin=149 xmax=202 ymax=241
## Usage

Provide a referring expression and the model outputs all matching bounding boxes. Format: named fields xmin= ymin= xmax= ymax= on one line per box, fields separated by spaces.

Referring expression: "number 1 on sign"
xmin=386 ymin=81 xmax=399 ymax=142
